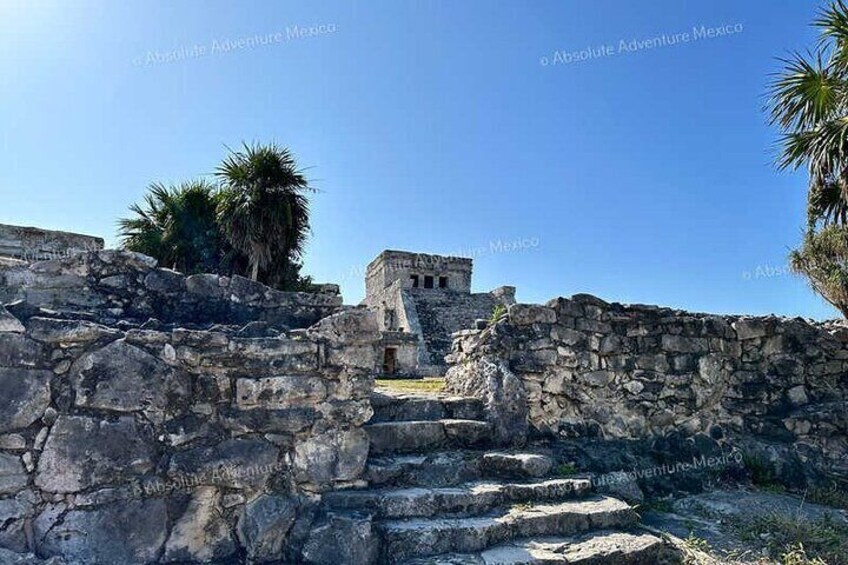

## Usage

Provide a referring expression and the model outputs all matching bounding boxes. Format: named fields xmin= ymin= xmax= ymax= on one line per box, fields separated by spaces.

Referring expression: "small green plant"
xmin=742 ymin=452 xmax=781 ymax=488
xmin=489 ymin=304 xmax=507 ymax=326
xmin=512 ymin=502 xmax=534 ymax=512
xmin=780 ymin=543 xmax=828 ymax=565
xmin=682 ymin=534 xmax=712 ymax=554
xmin=554 ymin=463 xmax=577 ymax=476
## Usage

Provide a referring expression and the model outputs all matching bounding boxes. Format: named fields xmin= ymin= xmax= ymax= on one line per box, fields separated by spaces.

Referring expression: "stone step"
xmin=400 ymin=530 xmax=671 ymax=564
xmin=371 ymin=391 xmax=485 ymax=423
xmin=377 ymin=496 xmax=637 ymax=563
xmin=480 ymin=453 xmax=553 ymax=479
xmin=366 ymin=419 xmax=491 ymax=455
xmin=365 ymin=451 xmax=484 ymax=488
xmin=324 ymin=478 xmax=592 ymax=519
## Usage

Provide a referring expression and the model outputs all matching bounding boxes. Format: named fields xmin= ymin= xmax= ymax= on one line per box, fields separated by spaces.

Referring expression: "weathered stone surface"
xmin=26 ymin=317 xmax=120 ymax=345
xmin=0 ymin=334 xmax=49 ymax=368
xmin=481 ymin=452 xmax=553 ymax=478
xmin=0 ymin=453 xmax=28 ymax=495
xmin=0 ymin=368 xmax=51 ymax=433
xmin=39 ymin=498 xmax=167 ymax=564
xmin=237 ymin=494 xmax=298 ymax=563
xmin=293 ymin=428 xmax=369 ymax=486
xmin=0 ymin=307 xmax=25 ymax=333
xmin=2 ymin=249 xmax=341 ymax=328
xmin=734 ymin=319 xmax=770 ymax=340
xmin=404 ymin=530 xmax=668 ymax=565
xmin=163 ymin=487 xmax=236 ymax=563
xmin=660 ymin=335 xmax=709 ymax=354
xmin=0 ymin=433 xmax=27 ymax=450
xmin=509 ymin=304 xmax=556 ymax=326
xmin=236 ymin=376 xmax=327 ymax=409
xmin=445 ymin=357 xmax=528 ymax=446
xmin=36 ymin=415 xmax=154 ymax=492
xmin=447 ymin=293 xmax=848 ymax=479
xmin=0 ymin=548 xmax=65 ymax=565
xmin=302 ymin=514 xmax=379 ymax=565
xmin=379 ymin=496 xmax=636 ymax=561
xmin=169 ymin=438 xmax=280 ymax=489
xmin=70 ymin=339 xmax=186 ymax=413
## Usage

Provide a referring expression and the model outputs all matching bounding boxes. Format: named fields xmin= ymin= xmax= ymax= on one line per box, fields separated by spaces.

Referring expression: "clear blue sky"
xmin=0 ymin=1 xmax=832 ymax=317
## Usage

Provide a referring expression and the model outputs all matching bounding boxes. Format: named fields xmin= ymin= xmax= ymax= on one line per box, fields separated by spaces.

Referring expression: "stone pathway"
xmin=322 ymin=389 xmax=679 ymax=564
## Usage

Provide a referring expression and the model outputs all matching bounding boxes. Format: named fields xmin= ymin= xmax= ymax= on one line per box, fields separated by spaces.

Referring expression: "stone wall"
xmin=0 ymin=224 xmax=104 ymax=262
xmin=0 ymin=250 xmax=342 ymax=330
xmin=446 ymin=294 xmax=848 ymax=480
xmin=0 ymin=303 xmax=380 ymax=563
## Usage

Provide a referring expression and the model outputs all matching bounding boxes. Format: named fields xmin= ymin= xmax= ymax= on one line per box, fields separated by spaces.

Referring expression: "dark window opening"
xmin=383 ymin=347 xmax=397 ymax=375
xmin=439 ymin=276 xmax=448 ymax=288
xmin=424 ymin=275 xmax=434 ymax=289
xmin=410 ymin=274 xmax=419 ymax=288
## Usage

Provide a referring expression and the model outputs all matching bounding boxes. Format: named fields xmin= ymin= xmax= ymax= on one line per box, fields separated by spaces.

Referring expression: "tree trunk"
xmin=250 ymin=260 xmax=259 ymax=282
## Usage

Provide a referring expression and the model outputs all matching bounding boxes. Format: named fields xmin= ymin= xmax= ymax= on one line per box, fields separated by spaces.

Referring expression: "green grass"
xmin=642 ymin=498 xmax=675 ymax=513
xmin=553 ymin=463 xmax=578 ymax=477
xmin=738 ymin=512 xmax=848 ymax=565
xmin=807 ymin=482 xmax=848 ymax=512
xmin=742 ymin=452 xmax=784 ymax=490
xmin=375 ymin=378 xmax=445 ymax=393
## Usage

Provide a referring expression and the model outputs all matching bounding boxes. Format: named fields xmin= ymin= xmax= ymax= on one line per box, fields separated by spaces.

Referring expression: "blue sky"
xmin=0 ymin=0 xmax=832 ymax=316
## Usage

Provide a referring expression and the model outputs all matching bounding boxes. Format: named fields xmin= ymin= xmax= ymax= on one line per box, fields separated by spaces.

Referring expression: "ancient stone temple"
xmin=361 ymin=250 xmax=515 ymax=377
xmin=0 ymin=237 xmax=846 ymax=564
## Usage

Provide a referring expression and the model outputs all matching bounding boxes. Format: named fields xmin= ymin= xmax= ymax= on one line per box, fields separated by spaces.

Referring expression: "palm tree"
xmin=118 ymin=180 xmax=224 ymax=274
xmin=769 ymin=1 xmax=848 ymax=228
xmin=770 ymin=1 xmax=848 ymax=317
xmin=215 ymin=143 xmax=314 ymax=283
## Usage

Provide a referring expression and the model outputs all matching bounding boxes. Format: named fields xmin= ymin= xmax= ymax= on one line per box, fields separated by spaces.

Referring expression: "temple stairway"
xmin=321 ymin=388 xmax=679 ymax=564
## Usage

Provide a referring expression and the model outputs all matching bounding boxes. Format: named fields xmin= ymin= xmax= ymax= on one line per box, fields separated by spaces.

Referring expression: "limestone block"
xmin=237 ymin=494 xmax=298 ymax=563
xmin=0 ymin=334 xmax=49 ymax=368
xmin=168 ymin=439 xmax=280 ymax=490
xmin=70 ymin=339 xmax=187 ymax=413
xmin=36 ymin=415 xmax=154 ymax=493
xmin=26 ymin=317 xmax=120 ymax=345
xmin=163 ymin=487 xmax=236 ymax=563
xmin=0 ymin=368 xmax=51 ymax=433
xmin=509 ymin=304 xmax=556 ymax=326
xmin=292 ymin=428 xmax=369 ymax=486
xmin=0 ymin=307 xmax=24 ymax=333
xmin=302 ymin=514 xmax=378 ymax=565
xmin=235 ymin=376 xmax=327 ymax=409
xmin=38 ymin=498 xmax=167 ymax=564
xmin=0 ymin=454 xmax=28 ymax=495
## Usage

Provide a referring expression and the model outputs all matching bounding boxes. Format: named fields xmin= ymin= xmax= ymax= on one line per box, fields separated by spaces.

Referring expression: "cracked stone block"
xmin=36 ymin=415 xmax=154 ymax=493
xmin=0 ymin=368 xmax=51 ymax=433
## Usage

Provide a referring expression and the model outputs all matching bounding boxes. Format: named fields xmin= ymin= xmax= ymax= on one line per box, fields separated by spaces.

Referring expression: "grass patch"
xmin=642 ymin=498 xmax=675 ymax=513
xmin=738 ymin=512 xmax=848 ymax=565
xmin=780 ymin=544 xmax=828 ymax=565
xmin=742 ymin=452 xmax=783 ymax=490
xmin=553 ymin=463 xmax=578 ymax=477
xmin=807 ymin=482 xmax=848 ymax=512
xmin=375 ymin=378 xmax=445 ymax=393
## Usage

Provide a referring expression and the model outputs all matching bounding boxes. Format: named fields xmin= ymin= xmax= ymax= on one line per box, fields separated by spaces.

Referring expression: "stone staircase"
xmin=321 ymin=389 xmax=677 ymax=564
